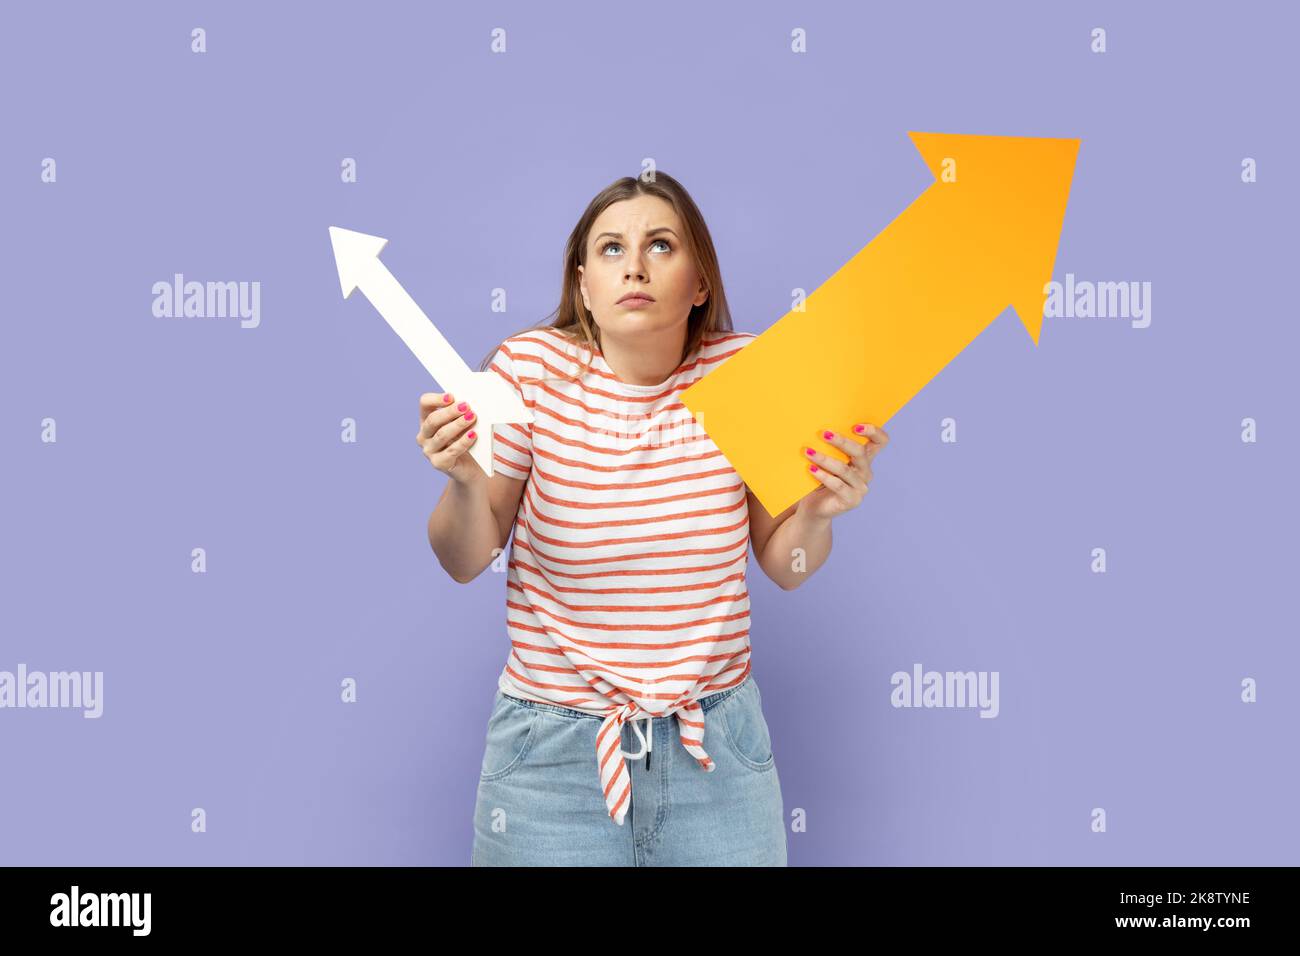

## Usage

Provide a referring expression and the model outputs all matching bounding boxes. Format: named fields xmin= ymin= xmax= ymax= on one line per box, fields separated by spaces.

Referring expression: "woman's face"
xmin=577 ymin=194 xmax=709 ymax=344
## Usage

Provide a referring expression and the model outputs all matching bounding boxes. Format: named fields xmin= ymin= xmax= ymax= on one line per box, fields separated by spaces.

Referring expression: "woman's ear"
xmin=577 ymin=264 xmax=590 ymax=309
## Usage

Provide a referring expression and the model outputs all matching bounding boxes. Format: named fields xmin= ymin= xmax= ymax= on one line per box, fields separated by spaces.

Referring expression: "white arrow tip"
xmin=329 ymin=226 xmax=388 ymax=299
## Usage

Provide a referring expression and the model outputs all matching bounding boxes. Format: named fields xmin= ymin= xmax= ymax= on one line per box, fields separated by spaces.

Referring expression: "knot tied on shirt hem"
xmin=596 ymin=697 xmax=715 ymax=826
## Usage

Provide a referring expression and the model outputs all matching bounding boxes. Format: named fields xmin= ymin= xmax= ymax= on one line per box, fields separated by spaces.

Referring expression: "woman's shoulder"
xmin=698 ymin=329 xmax=758 ymax=360
xmin=495 ymin=327 xmax=570 ymax=366
xmin=494 ymin=327 xmax=594 ymax=387
xmin=498 ymin=326 xmax=555 ymax=354
xmin=703 ymin=328 xmax=757 ymax=344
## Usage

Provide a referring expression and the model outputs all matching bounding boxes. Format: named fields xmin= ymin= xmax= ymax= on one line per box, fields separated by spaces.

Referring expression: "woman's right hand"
xmin=417 ymin=392 xmax=482 ymax=486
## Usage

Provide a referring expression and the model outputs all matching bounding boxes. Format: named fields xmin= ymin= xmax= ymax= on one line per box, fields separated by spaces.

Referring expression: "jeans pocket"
xmin=479 ymin=693 xmax=541 ymax=782
xmin=719 ymin=679 xmax=775 ymax=772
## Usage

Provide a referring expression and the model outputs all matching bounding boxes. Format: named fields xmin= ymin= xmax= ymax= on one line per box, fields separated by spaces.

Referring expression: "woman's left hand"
xmin=796 ymin=423 xmax=890 ymax=522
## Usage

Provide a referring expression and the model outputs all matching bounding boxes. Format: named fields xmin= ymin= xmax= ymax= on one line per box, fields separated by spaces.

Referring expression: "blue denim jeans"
xmin=470 ymin=672 xmax=787 ymax=866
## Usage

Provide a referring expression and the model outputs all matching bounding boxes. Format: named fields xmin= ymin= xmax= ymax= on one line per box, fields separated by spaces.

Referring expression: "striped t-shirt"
xmin=487 ymin=326 xmax=758 ymax=826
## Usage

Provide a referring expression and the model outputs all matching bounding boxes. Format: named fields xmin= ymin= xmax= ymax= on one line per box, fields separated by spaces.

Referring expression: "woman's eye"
xmin=600 ymin=239 xmax=671 ymax=256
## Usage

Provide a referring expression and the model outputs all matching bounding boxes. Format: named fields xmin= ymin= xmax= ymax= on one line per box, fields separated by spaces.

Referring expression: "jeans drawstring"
xmin=620 ymin=714 xmax=654 ymax=769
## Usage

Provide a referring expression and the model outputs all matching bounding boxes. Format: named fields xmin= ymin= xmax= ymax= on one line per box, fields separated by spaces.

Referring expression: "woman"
xmin=420 ymin=171 xmax=889 ymax=866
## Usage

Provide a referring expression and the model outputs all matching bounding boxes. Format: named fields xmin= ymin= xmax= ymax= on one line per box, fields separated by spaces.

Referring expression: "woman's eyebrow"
xmin=593 ymin=227 xmax=680 ymax=242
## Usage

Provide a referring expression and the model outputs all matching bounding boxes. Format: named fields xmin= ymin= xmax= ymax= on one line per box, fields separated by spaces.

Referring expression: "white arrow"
xmin=328 ymin=226 xmax=533 ymax=478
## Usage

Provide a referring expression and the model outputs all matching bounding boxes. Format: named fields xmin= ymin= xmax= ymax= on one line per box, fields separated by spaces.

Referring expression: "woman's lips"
xmin=619 ymin=295 xmax=654 ymax=309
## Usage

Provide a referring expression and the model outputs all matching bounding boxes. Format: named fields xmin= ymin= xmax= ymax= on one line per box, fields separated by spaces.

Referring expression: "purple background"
xmin=2 ymin=0 xmax=1296 ymax=866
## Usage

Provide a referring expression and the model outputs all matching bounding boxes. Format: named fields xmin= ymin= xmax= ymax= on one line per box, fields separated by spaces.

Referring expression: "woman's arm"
xmin=746 ymin=488 xmax=832 ymax=591
xmin=745 ymin=424 xmax=887 ymax=590
xmin=427 ymin=471 xmax=527 ymax=583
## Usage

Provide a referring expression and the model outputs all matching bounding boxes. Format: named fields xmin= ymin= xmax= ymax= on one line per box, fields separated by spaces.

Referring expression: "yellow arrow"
xmin=680 ymin=131 xmax=1081 ymax=517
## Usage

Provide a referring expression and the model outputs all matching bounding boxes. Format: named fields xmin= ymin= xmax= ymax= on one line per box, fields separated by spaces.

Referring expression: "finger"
xmin=856 ymin=423 xmax=887 ymax=444
xmin=437 ymin=425 xmax=479 ymax=453
xmin=807 ymin=455 xmax=859 ymax=503
xmin=419 ymin=391 xmax=455 ymax=427
xmin=804 ymin=442 xmax=867 ymax=493
xmin=430 ymin=404 xmax=476 ymax=450
xmin=427 ymin=423 xmax=479 ymax=463
xmin=418 ymin=395 xmax=451 ymax=442
xmin=819 ymin=428 xmax=869 ymax=466
xmin=420 ymin=398 xmax=474 ymax=443
xmin=419 ymin=407 xmax=452 ymax=444
xmin=422 ymin=416 xmax=458 ymax=456
xmin=853 ymin=423 xmax=889 ymax=457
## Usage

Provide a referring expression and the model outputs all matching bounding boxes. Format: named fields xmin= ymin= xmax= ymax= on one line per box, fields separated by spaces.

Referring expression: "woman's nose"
xmin=623 ymin=248 xmax=647 ymax=278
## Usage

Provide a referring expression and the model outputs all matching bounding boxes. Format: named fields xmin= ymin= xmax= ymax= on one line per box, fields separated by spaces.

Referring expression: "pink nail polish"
xmin=444 ymin=394 xmax=453 ymax=403
xmin=457 ymin=402 xmax=467 ymax=412
xmin=823 ymin=430 xmax=834 ymax=440
xmin=805 ymin=448 xmax=815 ymax=456
xmin=853 ymin=424 xmax=864 ymax=433
xmin=467 ymin=430 xmax=476 ymax=439
xmin=465 ymin=412 xmax=475 ymax=421
xmin=809 ymin=464 xmax=818 ymax=472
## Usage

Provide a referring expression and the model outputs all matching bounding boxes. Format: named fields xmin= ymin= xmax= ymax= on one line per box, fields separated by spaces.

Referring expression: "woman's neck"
xmin=598 ymin=327 xmax=687 ymax=386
